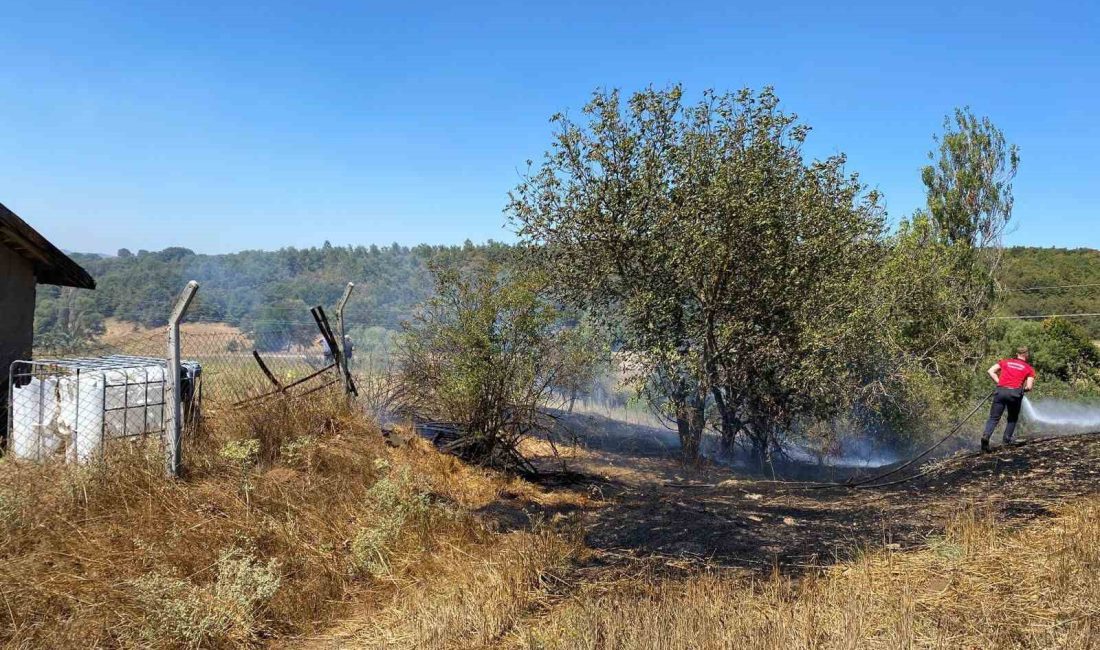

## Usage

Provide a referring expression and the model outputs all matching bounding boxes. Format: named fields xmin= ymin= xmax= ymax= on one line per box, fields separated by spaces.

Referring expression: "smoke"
xmin=779 ymin=438 xmax=900 ymax=469
xmin=1022 ymin=397 xmax=1100 ymax=435
xmin=559 ymin=392 xmax=904 ymax=469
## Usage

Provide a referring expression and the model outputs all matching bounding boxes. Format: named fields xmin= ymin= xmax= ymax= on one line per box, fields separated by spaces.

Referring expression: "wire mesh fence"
xmin=6 ymin=282 xmax=371 ymax=470
xmin=179 ymin=316 xmax=347 ymax=408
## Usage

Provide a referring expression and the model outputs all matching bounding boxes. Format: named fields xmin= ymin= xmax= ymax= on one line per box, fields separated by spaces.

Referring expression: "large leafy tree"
xmin=922 ymin=108 xmax=1019 ymax=365
xmin=508 ymin=86 xmax=886 ymax=460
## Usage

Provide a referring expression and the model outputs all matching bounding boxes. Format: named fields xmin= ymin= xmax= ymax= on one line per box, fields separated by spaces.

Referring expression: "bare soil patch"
xmin=524 ymin=411 xmax=1100 ymax=574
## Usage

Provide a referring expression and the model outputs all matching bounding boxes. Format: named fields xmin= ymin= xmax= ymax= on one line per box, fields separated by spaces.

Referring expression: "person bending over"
xmin=981 ymin=346 xmax=1036 ymax=452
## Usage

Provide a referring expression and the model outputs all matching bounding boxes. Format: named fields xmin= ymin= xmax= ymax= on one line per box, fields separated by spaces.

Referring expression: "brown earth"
xmin=512 ymin=411 xmax=1100 ymax=574
xmin=100 ymin=317 xmax=252 ymax=351
xmin=291 ymin=410 xmax=1099 ymax=648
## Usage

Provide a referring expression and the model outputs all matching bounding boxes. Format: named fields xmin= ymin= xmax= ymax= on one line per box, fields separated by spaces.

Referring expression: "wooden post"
xmin=166 ymin=281 xmax=198 ymax=477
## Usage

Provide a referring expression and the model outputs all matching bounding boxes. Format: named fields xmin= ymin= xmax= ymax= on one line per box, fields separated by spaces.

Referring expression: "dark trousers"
xmin=983 ymin=387 xmax=1024 ymax=442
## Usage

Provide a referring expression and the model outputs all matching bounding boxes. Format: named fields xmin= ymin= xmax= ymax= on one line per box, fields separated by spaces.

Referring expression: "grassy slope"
xmin=0 ymin=398 xmax=1095 ymax=649
xmin=0 ymin=397 xmax=588 ymax=648
xmin=512 ymin=499 xmax=1099 ymax=649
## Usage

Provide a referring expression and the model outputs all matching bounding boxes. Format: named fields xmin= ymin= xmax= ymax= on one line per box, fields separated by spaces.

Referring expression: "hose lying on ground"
xmin=667 ymin=391 xmax=996 ymax=491
xmin=810 ymin=390 xmax=996 ymax=490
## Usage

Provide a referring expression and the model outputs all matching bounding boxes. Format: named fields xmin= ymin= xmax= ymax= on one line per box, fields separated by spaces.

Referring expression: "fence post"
xmin=336 ymin=282 xmax=356 ymax=397
xmin=166 ymin=281 xmax=199 ymax=477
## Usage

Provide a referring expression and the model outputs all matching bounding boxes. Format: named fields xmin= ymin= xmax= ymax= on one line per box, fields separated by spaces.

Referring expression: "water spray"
xmin=1023 ymin=396 xmax=1100 ymax=435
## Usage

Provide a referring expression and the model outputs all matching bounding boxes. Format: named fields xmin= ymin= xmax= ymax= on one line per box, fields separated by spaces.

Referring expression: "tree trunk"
xmin=710 ymin=385 xmax=737 ymax=451
xmin=677 ymin=392 xmax=706 ymax=464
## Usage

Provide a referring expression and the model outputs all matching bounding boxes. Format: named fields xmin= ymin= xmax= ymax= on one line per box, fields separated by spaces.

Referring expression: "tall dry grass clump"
xmin=0 ymin=393 xmax=547 ymax=648
xmin=517 ymin=499 xmax=1099 ymax=649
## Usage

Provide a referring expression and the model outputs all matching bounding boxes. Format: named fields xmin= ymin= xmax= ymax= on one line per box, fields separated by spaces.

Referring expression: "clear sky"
xmin=1 ymin=0 xmax=1096 ymax=255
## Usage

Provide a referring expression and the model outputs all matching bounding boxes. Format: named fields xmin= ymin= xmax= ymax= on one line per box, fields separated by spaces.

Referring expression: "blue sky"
xmin=0 ymin=0 xmax=1096 ymax=254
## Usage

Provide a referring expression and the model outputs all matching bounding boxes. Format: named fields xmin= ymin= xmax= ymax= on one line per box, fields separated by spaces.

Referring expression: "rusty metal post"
xmin=167 ymin=281 xmax=199 ymax=477
xmin=336 ymin=282 xmax=356 ymax=397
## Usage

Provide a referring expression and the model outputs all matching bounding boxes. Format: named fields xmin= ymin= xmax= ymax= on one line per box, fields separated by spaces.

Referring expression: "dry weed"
xmin=514 ymin=499 xmax=1100 ymax=649
xmin=314 ymin=518 xmax=584 ymax=649
xmin=0 ymin=394 xmax=502 ymax=648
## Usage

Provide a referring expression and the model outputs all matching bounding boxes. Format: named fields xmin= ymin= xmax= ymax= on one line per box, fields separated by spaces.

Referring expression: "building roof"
xmin=0 ymin=202 xmax=96 ymax=289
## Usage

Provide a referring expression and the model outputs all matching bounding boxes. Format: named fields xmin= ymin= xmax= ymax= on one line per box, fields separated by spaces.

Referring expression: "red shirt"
xmin=997 ymin=358 xmax=1035 ymax=389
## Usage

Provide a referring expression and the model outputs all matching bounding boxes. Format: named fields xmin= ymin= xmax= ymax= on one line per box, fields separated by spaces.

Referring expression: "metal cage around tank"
xmin=6 ymin=355 xmax=201 ymax=463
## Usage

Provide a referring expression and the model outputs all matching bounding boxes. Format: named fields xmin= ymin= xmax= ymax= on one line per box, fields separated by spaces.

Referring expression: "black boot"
xmin=981 ymin=438 xmax=990 ymax=453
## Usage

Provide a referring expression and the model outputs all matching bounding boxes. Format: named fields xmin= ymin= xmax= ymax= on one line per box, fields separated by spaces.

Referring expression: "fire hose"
xmin=796 ymin=390 xmax=996 ymax=490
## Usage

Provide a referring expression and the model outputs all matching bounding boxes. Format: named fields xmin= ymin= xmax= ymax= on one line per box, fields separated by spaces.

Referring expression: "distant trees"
xmin=35 ymin=242 xmax=514 ymax=345
xmin=998 ymin=248 xmax=1100 ymax=339
xmin=33 ymin=286 xmax=105 ymax=350
xmin=249 ymin=299 xmax=317 ymax=352
xmin=989 ymin=317 xmax=1100 ymax=393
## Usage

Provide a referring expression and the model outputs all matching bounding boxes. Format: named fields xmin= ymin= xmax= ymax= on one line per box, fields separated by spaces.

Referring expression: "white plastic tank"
xmin=8 ymin=356 xmax=199 ymax=463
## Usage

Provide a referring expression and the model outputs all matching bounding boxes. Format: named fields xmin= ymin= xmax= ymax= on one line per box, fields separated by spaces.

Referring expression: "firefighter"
xmin=981 ymin=346 xmax=1036 ymax=452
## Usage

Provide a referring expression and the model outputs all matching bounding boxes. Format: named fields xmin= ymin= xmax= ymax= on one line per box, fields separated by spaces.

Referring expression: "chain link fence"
xmin=179 ymin=315 xmax=346 ymax=408
xmin=6 ymin=281 xmax=364 ymax=473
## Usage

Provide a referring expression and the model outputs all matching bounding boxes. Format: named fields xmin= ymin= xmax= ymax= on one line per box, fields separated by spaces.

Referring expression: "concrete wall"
xmin=1 ymin=242 xmax=35 ymax=433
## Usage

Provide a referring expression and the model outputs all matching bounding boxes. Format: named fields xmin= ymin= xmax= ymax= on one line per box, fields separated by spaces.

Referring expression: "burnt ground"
xmin=500 ymin=411 xmax=1100 ymax=575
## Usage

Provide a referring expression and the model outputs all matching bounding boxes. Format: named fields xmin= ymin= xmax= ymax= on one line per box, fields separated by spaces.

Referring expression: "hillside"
xmin=999 ymin=247 xmax=1100 ymax=338
xmin=1 ymin=393 xmax=1095 ymax=648
xmin=32 ymin=244 xmax=1100 ymax=345
xmin=32 ymin=241 xmax=509 ymax=349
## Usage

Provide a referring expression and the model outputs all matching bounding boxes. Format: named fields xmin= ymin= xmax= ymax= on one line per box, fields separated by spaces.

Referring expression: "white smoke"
xmin=1022 ymin=397 xmax=1100 ymax=435
xmin=779 ymin=441 xmax=899 ymax=469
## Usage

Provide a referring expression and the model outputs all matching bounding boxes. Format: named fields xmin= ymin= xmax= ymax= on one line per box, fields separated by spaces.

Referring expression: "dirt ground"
xmin=295 ymin=411 xmax=1099 ymax=648
xmin=508 ymin=411 xmax=1100 ymax=574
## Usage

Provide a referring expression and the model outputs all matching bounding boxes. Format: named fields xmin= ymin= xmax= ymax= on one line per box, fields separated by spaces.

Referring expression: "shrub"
xmin=127 ymin=548 xmax=281 ymax=648
xmin=396 ymin=264 xmax=592 ymax=471
xmin=350 ymin=466 xmax=433 ymax=577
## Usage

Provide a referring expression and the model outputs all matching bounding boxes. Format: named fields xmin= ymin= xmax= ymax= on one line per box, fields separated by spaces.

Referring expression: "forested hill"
xmin=998 ymin=247 xmax=1100 ymax=338
xmin=32 ymin=241 xmax=510 ymax=347
xmin=32 ymin=243 xmax=1100 ymax=345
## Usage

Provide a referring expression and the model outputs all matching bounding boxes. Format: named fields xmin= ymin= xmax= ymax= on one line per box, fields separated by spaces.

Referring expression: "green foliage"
xmin=396 ymin=264 xmax=581 ymax=469
xmin=509 ymin=85 xmax=886 ymax=459
xmin=872 ymin=214 xmax=987 ymax=398
xmin=249 ymin=298 xmax=316 ymax=351
xmin=346 ymin=325 xmax=400 ymax=367
xmin=219 ymin=438 xmax=261 ymax=466
xmin=854 ymin=108 xmax=1023 ymax=439
xmin=551 ymin=317 xmax=611 ymax=410
xmin=987 ymin=317 xmax=1100 ymax=393
xmin=901 ymin=107 xmax=1020 ymax=376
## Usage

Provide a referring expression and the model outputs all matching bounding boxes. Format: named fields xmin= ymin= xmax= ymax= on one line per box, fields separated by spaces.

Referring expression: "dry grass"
xmin=512 ymin=499 xmax=1100 ymax=650
xmin=0 ymin=389 xmax=1094 ymax=649
xmin=100 ymin=318 xmax=251 ymax=352
xmin=312 ymin=521 xmax=583 ymax=649
xmin=0 ymin=395 xmax=584 ymax=648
